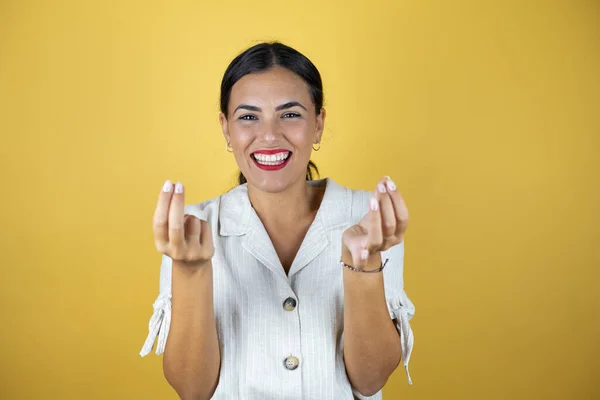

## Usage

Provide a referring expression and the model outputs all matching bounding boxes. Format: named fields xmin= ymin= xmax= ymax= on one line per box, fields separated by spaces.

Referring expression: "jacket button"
xmin=283 ymin=297 xmax=297 ymax=311
xmin=284 ymin=355 xmax=299 ymax=370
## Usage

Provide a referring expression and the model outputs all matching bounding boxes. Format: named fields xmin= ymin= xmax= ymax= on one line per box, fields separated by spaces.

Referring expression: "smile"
xmin=251 ymin=151 xmax=292 ymax=171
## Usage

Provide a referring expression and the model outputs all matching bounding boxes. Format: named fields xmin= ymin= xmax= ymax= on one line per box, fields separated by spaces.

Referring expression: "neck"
xmin=247 ymin=178 xmax=321 ymax=227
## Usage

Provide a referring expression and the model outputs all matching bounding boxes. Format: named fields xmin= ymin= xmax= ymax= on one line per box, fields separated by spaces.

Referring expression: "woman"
xmin=140 ymin=42 xmax=415 ymax=400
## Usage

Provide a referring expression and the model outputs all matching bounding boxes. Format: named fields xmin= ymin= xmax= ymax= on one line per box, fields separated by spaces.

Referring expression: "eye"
xmin=239 ymin=114 xmax=257 ymax=121
xmin=282 ymin=112 xmax=301 ymax=118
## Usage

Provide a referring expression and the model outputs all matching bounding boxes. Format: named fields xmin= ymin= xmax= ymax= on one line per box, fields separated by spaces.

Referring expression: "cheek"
xmin=229 ymin=124 xmax=255 ymax=143
xmin=285 ymin=120 xmax=314 ymax=143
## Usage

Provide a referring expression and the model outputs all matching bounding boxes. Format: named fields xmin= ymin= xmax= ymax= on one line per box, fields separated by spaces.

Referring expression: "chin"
xmin=244 ymin=171 xmax=306 ymax=193
xmin=248 ymin=177 xmax=289 ymax=193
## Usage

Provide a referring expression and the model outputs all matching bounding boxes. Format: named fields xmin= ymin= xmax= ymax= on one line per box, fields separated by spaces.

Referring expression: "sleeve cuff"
xmin=388 ymin=294 xmax=415 ymax=385
xmin=139 ymin=292 xmax=172 ymax=357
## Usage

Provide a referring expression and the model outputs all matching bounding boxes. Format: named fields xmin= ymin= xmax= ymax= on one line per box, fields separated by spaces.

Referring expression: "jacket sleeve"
xmin=139 ymin=253 xmax=173 ymax=357
xmin=381 ymin=240 xmax=415 ymax=384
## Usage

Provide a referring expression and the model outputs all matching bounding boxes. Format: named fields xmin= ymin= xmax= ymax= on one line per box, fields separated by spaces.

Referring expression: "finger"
xmin=184 ymin=214 xmax=201 ymax=244
xmin=168 ymin=181 xmax=185 ymax=246
xmin=366 ymin=190 xmax=382 ymax=254
xmin=199 ymin=219 xmax=214 ymax=258
xmin=154 ymin=180 xmax=174 ymax=248
xmin=384 ymin=176 xmax=409 ymax=236
xmin=379 ymin=185 xmax=396 ymax=239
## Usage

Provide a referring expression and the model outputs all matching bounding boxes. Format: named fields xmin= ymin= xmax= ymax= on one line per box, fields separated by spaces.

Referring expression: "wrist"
xmin=172 ymin=259 xmax=212 ymax=276
xmin=341 ymin=245 xmax=383 ymax=272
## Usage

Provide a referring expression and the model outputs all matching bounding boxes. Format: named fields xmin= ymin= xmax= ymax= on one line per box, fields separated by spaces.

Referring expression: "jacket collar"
xmin=218 ymin=177 xmax=350 ymax=237
xmin=218 ymin=177 xmax=351 ymax=279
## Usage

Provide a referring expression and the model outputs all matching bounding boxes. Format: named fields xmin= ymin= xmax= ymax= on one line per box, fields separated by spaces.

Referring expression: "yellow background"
xmin=1 ymin=0 xmax=598 ymax=399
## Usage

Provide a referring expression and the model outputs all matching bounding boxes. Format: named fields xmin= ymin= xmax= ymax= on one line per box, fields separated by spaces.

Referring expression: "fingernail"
xmin=386 ymin=179 xmax=396 ymax=191
xmin=361 ymin=249 xmax=369 ymax=260
xmin=370 ymin=197 xmax=378 ymax=211
xmin=377 ymin=183 xmax=386 ymax=193
xmin=175 ymin=182 xmax=183 ymax=193
xmin=163 ymin=180 xmax=173 ymax=192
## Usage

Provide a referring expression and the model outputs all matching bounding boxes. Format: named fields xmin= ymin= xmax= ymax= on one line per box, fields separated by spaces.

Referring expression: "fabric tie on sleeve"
xmin=140 ymin=292 xmax=172 ymax=357
xmin=389 ymin=296 xmax=415 ymax=385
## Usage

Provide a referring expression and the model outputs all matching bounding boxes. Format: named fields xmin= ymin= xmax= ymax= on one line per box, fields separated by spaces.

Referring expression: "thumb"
xmin=342 ymin=226 xmax=368 ymax=268
xmin=184 ymin=214 xmax=201 ymax=243
xmin=348 ymin=239 xmax=369 ymax=270
xmin=199 ymin=219 xmax=214 ymax=250
xmin=353 ymin=246 xmax=370 ymax=270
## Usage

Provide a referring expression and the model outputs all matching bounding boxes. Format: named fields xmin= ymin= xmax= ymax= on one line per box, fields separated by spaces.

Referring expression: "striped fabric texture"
xmin=140 ymin=177 xmax=415 ymax=399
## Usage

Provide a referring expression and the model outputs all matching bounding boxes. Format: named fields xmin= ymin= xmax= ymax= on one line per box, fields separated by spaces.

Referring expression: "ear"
xmin=219 ymin=112 xmax=230 ymax=143
xmin=315 ymin=108 xmax=326 ymax=143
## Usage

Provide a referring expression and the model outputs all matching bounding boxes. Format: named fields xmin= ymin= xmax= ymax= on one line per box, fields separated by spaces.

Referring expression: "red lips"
xmin=252 ymin=148 xmax=291 ymax=155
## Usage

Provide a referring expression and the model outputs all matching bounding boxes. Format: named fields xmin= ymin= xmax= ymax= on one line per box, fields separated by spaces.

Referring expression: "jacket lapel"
xmin=287 ymin=178 xmax=351 ymax=276
xmin=242 ymin=208 xmax=289 ymax=281
xmin=286 ymin=216 xmax=329 ymax=277
xmin=218 ymin=178 xmax=351 ymax=278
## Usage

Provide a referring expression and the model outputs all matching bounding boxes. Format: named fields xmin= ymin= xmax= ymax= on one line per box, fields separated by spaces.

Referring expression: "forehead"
xmin=229 ymin=66 xmax=312 ymax=106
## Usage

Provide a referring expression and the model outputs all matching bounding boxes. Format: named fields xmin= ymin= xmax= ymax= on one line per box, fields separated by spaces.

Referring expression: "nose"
xmin=258 ymin=117 xmax=283 ymax=143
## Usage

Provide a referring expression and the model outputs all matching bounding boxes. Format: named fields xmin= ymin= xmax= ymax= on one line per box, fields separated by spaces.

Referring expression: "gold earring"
xmin=312 ymin=142 xmax=321 ymax=151
xmin=226 ymin=141 xmax=233 ymax=153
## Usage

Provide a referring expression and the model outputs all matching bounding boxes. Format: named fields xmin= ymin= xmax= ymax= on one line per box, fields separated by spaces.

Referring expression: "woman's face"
xmin=220 ymin=66 xmax=325 ymax=193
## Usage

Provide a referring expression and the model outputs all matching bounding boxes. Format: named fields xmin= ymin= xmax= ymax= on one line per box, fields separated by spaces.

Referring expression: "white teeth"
xmin=253 ymin=152 xmax=290 ymax=165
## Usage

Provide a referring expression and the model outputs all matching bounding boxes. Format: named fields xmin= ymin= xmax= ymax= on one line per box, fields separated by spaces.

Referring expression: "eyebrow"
xmin=233 ymin=101 xmax=308 ymax=114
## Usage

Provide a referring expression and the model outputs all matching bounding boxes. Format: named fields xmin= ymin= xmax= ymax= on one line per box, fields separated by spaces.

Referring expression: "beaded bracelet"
xmin=340 ymin=257 xmax=389 ymax=273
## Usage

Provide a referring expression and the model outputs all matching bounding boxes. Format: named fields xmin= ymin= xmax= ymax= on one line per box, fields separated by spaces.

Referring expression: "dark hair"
xmin=220 ymin=42 xmax=323 ymax=185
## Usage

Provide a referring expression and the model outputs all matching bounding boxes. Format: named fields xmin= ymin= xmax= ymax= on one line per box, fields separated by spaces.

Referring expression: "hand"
xmin=153 ymin=180 xmax=215 ymax=266
xmin=341 ymin=176 xmax=409 ymax=270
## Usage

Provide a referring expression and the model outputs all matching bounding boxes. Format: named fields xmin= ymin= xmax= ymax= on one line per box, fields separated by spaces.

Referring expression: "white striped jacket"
xmin=140 ymin=177 xmax=415 ymax=399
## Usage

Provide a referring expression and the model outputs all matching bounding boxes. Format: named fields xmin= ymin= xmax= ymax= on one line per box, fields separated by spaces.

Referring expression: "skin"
xmin=341 ymin=176 xmax=409 ymax=395
xmin=154 ymin=65 xmax=410 ymax=398
xmin=219 ymin=66 xmax=326 ymax=231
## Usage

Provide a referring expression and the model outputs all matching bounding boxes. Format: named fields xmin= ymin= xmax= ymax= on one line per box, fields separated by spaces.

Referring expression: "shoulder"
xmin=326 ymin=178 xmax=374 ymax=223
xmin=350 ymin=187 xmax=374 ymax=213
xmin=182 ymin=183 xmax=249 ymax=225
xmin=350 ymin=188 xmax=374 ymax=222
xmin=182 ymin=192 xmax=221 ymax=222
